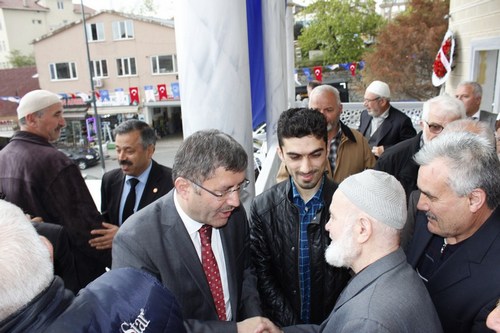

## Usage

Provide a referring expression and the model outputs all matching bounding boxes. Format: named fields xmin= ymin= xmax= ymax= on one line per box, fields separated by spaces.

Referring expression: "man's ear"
xmin=277 ymin=146 xmax=284 ymax=162
xmin=175 ymin=177 xmax=191 ymax=200
xmin=40 ymin=236 xmax=54 ymax=263
xmin=356 ymin=215 xmax=372 ymax=244
xmin=468 ymin=188 xmax=486 ymax=213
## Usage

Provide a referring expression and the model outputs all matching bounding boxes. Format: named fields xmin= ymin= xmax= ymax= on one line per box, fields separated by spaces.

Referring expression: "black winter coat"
xmin=250 ymin=177 xmax=350 ymax=326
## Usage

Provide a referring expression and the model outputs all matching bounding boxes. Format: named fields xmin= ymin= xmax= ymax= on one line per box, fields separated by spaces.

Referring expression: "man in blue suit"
xmin=406 ymin=131 xmax=500 ymax=332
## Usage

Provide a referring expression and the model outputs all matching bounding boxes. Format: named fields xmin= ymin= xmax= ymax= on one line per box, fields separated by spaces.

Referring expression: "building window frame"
xmin=86 ymin=22 xmax=105 ymax=42
xmin=116 ymin=57 xmax=137 ymax=76
xmin=90 ymin=59 xmax=108 ymax=78
xmin=112 ymin=20 xmax=134 ymax=40
xmin=151 ymin=54 xmax=177 ymax=75
xmin=49 ymin=62 xmax=77 ymax=81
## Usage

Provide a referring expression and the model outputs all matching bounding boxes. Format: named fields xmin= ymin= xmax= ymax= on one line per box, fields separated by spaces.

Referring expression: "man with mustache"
xmin=0 ymin=89 xmax=107 ymax=288
xmin=113 ymin=129 xmax=274 ymax=333
xmin=250 ymin=108 xmax=350 ymax=326
xmin=406 ymin=131 xmax=500 ymax=332
xmin=89 ymin=120 xmax=173 ymax=251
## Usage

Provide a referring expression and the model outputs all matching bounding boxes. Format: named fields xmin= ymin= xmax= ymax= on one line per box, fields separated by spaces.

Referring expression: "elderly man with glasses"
xmin=358 ymin=80 xmax=417 ymax=157
xmin=375 ymin=94 xmax=466 ymax=199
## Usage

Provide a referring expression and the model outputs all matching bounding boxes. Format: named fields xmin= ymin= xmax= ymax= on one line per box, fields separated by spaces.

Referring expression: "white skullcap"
xmin=338 ymin=169 xmax=407 ymax=230
xmin=17 ymin=90 xmax=61 ymax=120
xmin=366 ymin=80 xmax=391 ymax=99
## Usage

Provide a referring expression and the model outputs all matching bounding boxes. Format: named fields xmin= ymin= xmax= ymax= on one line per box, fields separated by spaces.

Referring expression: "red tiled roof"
xmin=0 ymin=0 xmax=48 ymax=11
xmin=0 ymin=66 xmax=39 ymax=119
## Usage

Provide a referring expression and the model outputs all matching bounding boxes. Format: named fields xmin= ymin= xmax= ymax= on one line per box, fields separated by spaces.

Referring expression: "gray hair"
xmin=458 ymin=81 xmax=483 ymax=98
xmin=114 ymin=119 xmax=156 ymax=149
xmin=414 ymin=131 xmax=500 ymax=209
xmin=443 ymin=118 xmax=496 ymax=147
xmin=172 ymin=129 xmax=248 ymax=183
xmin=18 ymin=109 xmax=46 ymax=126
xmin=309 ymin=85 xmax=342 ymax=107
xmin=421 ymin=94 xmax=466 ymax=122
xmin=0 ymin=200 xmax=53 ymax=321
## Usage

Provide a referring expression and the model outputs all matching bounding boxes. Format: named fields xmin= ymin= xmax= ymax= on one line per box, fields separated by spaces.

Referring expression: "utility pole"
xmin=80 ymin=0 xmax=106 ymax=173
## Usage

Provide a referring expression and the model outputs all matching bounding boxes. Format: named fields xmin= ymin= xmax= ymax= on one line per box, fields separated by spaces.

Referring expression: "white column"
xmin=262 ymin=0 xmax=288 ymax=149
xmin=175 ymin=0 xmax=255 ymax=205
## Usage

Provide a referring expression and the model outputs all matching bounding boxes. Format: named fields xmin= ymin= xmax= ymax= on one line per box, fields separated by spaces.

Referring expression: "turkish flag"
xmin=129 ymin=87 xmax=139 ymax=105
xmin=313 ymin=66 xmax=323 ymax=82
xmin=349 ymin=62 xmax=357 ymax=77
xmin=157 ymin=84 xmax=168 ymax=100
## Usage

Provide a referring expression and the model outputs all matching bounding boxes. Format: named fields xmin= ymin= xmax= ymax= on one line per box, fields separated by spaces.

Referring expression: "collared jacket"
xmin=0 ymin=268 xmax=186 ymax=333
xmin=0 ymin=131 xmax=107 ymax=287
xmin=250 ymin=178 xmax=350 ymax=326
xmin=276 ymin=122 xmax=375 ymax=184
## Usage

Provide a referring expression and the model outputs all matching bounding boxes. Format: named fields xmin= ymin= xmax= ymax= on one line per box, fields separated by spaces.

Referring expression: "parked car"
xmin=58 ymin=147 xmax=100 ymax=170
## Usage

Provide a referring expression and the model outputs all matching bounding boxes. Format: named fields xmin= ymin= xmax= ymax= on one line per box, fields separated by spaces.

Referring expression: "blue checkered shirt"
xmin=291 ymin=176 xmax=325 ymax=323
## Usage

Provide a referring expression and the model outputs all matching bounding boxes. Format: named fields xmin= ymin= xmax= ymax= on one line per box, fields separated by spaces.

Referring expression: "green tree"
xmin=297 ymin=0 xmax=385 ymax=66
xmin=362 ymin=0 xmax=449 ymax=100
xmin=7 ymin=50 xmax=35 ymax=68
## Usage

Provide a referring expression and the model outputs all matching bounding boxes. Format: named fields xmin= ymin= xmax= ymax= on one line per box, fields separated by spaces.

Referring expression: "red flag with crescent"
xmin=313 ymin=66 xmax=323 ymax=82
xmin=157 ymin=84 xmax=168 ymax=100
xmin=129 ymin=87 xmax=139 ymax=105
xmin=349 ymin=62 xmax=357 ymax=76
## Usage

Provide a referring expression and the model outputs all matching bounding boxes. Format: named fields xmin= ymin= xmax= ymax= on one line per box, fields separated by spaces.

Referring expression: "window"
xmin=86 ymin=23 xmax=104 ymax=42
xmin=90 ymin=59 xmax=108 ymax=77
xmin=116 ymin=57 xmax=136 ymax=76
xmin=112 ymin=20 xmax=134 ymax=40
xmin=49 ymin=62 xmax=77 ymax=80
xmin=151 ymin=55 xmax=177 ymax=74
xmin=57 ymin=1 xmax=64 ymax=9
xmin=470 ymin=37 xmax=500 ymax=114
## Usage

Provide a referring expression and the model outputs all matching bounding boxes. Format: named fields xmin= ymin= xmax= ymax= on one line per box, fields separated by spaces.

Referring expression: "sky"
xmin=73 ymin=0 xmax=177 ymax=19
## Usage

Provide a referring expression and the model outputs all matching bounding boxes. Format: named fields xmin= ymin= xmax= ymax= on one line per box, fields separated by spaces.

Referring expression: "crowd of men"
xmin=0 ymin=80 xmax=500 ymax=333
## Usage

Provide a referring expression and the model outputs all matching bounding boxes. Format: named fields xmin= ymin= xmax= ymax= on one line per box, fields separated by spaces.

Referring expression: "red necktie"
xmin=199 ymin=225 xmax=227 ymax=321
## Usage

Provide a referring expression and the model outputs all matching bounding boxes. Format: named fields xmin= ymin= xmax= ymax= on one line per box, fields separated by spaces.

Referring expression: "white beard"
xmin=325 ymin=225 xmax=360 ymax=269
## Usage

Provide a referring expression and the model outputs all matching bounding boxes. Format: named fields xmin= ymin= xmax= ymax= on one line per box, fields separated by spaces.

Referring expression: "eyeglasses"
xmin=363 ymin=97 xmax=381 ymax=103
xmin=190 ymin=178 xmax=250 ymax=199
xmin=424 ymin=121 xmax=444 ymax=134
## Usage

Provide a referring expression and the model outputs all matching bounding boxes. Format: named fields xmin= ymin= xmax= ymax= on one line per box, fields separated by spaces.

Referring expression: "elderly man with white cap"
xmin=254 ymin=169 xmax=443 ymax=333
xmin=0 ymin=89 xmax=109 ymax=289
xmin=358 ymin=80 xmax=416 ymax=157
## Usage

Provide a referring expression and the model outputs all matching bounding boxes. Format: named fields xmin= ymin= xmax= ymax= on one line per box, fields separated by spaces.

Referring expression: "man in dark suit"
xmin=375 ymin=94 xmax=466 ymax=198
xmin=455 ymin=81 xmax=497 ymax=130
xmin=89 ymin=120 xmax=173 ymax=251
xmin=406 ymin=131 xmax=500 ymax=332
xmin=112 ymin=129 xmax=274 ymax=333
xmin=358 ymin=80 xmax=416 ymax=158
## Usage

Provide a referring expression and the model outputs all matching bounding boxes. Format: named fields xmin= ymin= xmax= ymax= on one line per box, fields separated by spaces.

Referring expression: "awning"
xmin=88 ymin=106 xmax=140 ymax=116
xmin=145 ymin=100 xmax=181 ymax=107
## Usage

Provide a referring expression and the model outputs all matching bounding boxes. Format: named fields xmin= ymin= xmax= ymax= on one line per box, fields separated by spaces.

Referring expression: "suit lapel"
xmin=138 ymin=161 xmax=160 ymax=209
xmin=220 ymin=224 xmax=238 ymax=317
xmin=111 ymin=175 xmax=125 ymax=224
xmin=161 ymin=193 xmax=219 ymax=316
xmin=406 ymin=211 xmax=433 ymax=267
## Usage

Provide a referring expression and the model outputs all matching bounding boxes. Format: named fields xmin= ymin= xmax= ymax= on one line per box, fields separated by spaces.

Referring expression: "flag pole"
xmin=80 ymin=0 xmax=106 ymax=174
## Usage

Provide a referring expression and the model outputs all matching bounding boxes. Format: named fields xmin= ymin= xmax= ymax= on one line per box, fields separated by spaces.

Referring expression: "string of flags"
xmin=295 ymin=61 xmax=365 ymax=84
xmin=0 ymin=82 xmax=181 ymax=106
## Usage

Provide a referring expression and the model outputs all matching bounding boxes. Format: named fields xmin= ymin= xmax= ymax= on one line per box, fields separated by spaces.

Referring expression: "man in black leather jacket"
xmin=250 ymin=108 xmax=350 ymax=327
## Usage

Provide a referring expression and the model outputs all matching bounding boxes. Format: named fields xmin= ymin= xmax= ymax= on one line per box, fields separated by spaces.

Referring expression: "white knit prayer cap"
xmin=17 ymin=90 xmax=61 ymax=120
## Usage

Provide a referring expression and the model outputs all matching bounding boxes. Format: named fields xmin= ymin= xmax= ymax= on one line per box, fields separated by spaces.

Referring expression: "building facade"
xmin=33 ymin=10 xmax=181 ymax=145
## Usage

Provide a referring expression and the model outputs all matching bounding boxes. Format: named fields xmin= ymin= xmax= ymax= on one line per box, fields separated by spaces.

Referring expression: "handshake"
xmin=237 ymin=317 xmax=283 ymax=333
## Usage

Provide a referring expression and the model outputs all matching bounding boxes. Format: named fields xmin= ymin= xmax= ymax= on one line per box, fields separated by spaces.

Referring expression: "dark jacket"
xmin=101 ymin=159 xmax=174 ymax=226
xmin=250 ymin=177 xmax=350 ymax=326
xmin=0 ymin=131 xmax=107 ymax=287
xmin=374 ymin=131 xmax=423 ymax=198
xmin=32 ymin=222 xmax=79 ymax=294
xmin=358 ymin=105 xmax=417 ymax=149
xmin=406 ymin=207 xmax=500 ymax=332
xmin=0 ymin=268 xmax=185 ymax=333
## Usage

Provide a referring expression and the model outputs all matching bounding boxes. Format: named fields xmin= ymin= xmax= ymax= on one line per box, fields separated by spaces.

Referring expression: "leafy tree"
xmin=362 ymin=0 xmax=449 ymax=100
xmin=7 ymin=50 xmax=35 ymax=68
xmin=297 ymin=0 xmax=385 ymax=66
